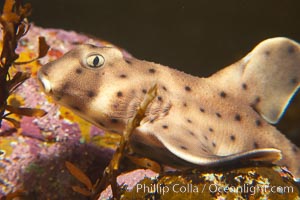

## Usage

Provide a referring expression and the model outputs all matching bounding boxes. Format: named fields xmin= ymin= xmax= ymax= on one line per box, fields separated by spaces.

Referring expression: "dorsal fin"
xmin=210 ymin=37 xmax=300 ymax=124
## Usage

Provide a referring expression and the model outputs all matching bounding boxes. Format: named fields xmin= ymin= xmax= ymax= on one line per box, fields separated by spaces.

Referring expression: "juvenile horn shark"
xmin=38 ymin=37 xmax=300 ymax=177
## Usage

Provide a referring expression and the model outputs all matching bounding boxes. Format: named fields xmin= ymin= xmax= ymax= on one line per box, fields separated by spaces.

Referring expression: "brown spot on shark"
xmin=216 ymin=112 xmax=222 ymax=118
xmin=230 ymin=135 xmax=236 ymax=141
xmin=288 ymin=45 xmax=296 ymax=54
xmin=212 ymin=142 xmax=216 ymax=147
xmin=148 ymin=68 xmax=156 ymax=73
xmin=38 ymin=37 xmax=300 ymax=178
xmin=188 ymin=131 xmax=195 ymax=136
xmin=255 ymin=119 xmax=262 ymax=127
xmin=180 ymin=145 xmax=188 ymax=150
xmin=157 ymin=96 xmax=163 ymax=102
xmin=253 ymin=142 xmax=259 ymax=148
xmin=290 ymin=77 xmax=298 ymax=85
xmin=199 ymin=107 xmax=205 ymax=113
xmin=76 ymin=68 xmax=82 ymax=74
xmin=185 ymin=86 xmax=191 ymax=92
xmin=117 ymin=91 xmax=123 ymax=97
xmin=234 ymin=114 xmax=241 ymax=121
xmin=162 ymin=125 xmax=168 ymax=129
xmin=242 ymin=83 xmax=248 ymax=90
xmin=87 ymin=90 xmax=95 ymax=98
xmin=119 ymin=74 xmax=127 ymax=78
xmin=219 ymin=91 xmax=227 ymax=98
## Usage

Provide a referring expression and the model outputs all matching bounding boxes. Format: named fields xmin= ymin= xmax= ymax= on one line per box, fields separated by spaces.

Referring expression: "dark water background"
xmin=23 ymin=0 xmax=300 ymax=76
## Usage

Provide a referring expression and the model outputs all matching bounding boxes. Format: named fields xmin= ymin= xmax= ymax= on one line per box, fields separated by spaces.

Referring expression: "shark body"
xmin=38 ymin=37 xmax=300 ymax=177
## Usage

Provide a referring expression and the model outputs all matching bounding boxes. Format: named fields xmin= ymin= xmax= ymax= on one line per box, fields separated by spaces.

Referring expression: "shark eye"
xmin=86 ymin=54 xmax=104 ymax=68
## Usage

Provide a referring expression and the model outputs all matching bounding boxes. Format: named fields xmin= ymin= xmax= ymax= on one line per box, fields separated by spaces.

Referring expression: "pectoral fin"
xmin=154 ymin=129 xmax=282 ymax=166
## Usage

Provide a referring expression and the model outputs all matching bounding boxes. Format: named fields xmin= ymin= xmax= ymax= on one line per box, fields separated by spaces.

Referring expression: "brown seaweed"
xmin=65 ymin=84 xmax=158 ymax=199
xmin=0 ymin=0 xmax=48 ymax=129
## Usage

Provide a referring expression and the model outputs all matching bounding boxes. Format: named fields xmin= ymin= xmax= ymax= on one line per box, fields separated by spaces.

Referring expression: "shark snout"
xmin=37 ymin=70 xmax=52 ymax=94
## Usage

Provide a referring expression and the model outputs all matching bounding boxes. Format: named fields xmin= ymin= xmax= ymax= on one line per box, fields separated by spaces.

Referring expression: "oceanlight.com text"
xmin=136 ymin=183 xmax=294 ymax=195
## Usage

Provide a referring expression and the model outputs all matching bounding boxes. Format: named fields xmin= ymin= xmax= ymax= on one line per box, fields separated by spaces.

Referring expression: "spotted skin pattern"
xmin=38 ymin=38 xmax=300 ymax=177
